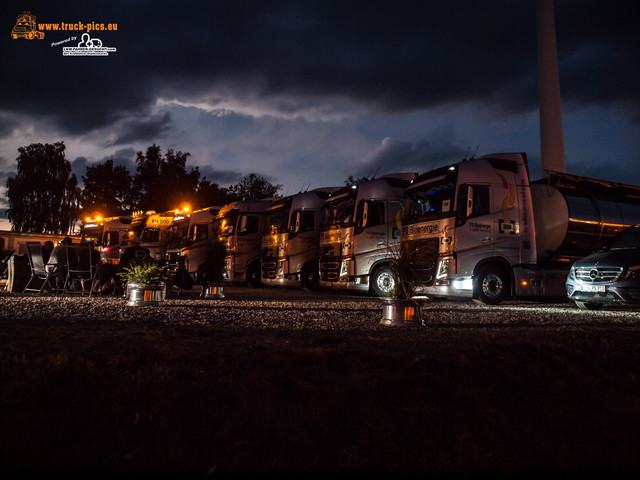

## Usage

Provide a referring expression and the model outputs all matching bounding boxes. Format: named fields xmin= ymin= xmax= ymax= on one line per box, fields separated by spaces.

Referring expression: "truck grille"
xmin=320 ymin=256 xmax=340 ymax=282
xmin=262 ymin=248 xmax=277 ymax=279
xmin=574 ymin=267 xmax=623 ymax=282
xmin=402 ymin=238 xmax=440 ymax=286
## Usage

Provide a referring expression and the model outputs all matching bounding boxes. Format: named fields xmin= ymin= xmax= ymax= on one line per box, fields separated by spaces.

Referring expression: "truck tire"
xmin=475 ymin=265 xmax=510 ymax=305
xmin=370 ymin=265 xmax=395 ymax=297
xmin=246 ymin=263 xmax=262 ymax=288
xmin=301 ymin=264 xmax=321 ymax=292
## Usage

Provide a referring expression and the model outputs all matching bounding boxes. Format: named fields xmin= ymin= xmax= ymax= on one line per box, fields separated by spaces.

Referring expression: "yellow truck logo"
xmin=11 ymin=11 xmax=44 ymax=40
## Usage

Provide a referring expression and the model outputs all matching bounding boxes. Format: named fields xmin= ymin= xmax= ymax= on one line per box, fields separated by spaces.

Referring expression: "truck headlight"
xmin=436 ymin=255 xmax=454 ymax=279
xmin=340 ymin=258 xmax=350 ymax=278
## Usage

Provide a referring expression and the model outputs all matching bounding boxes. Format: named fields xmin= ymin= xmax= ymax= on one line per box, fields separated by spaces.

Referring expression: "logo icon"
xmin=11 ymin=11 xmax=44 ymax=40
xmin=63 ymin=33 xmax=116 ymax=56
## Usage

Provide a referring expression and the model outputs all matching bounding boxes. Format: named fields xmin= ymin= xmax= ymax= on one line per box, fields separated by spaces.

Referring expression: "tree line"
xmin=4 ymin=142 xmax=282 ymax=234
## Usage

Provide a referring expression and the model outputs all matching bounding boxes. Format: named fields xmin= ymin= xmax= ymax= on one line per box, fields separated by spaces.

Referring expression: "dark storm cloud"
xmin=2 ymin=0 xmax=638 ymax=137
xmin=197 ymin=165 xmax=244 ymax=187
xmin=352 ymin=131 xmax=467 ymax=179
xmin=104 ymin=113 xmax=174 ymax=147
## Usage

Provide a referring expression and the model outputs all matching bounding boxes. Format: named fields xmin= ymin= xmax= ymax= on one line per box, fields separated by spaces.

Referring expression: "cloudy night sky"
xmin=1 ymin=0 xmax=639 ymax=229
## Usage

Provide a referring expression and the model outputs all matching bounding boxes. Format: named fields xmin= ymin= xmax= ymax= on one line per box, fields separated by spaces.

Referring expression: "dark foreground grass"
xmin=1 ymin=317 xmax=640 ymax=478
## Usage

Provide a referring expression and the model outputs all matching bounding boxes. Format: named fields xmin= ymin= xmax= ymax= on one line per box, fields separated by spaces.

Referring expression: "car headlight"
xmin=567 ymin=266 xmax=576 ymax=280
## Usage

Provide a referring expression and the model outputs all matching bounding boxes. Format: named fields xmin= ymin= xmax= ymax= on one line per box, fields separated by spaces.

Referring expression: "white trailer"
xmin=318 ymin=174 xmax=416 ymax=296
xmin=261 ymin=188 xmax=338 ymax=291
xmin=400 ymin=152 xmax=640 ymax=304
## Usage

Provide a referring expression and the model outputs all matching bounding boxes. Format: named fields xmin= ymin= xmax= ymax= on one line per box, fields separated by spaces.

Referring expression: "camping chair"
xmin=63 ymin=243 xmax=98 ymax=296
xmin=23 ymin=242 xmax=57 ymax=294
xmin=1 ymin=249 xmax=14 ymax=279
xmin=1 ymin=249 xmax=15 ymax=292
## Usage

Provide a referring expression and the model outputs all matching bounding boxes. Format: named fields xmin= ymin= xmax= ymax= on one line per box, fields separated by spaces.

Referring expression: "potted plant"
xmin=119 ymin=263 xmax=168 ymax=306
xmin=199 ymin=238 xmax=227 ymax=299
xmin=380 ymin=243 xmax=424 ymax=326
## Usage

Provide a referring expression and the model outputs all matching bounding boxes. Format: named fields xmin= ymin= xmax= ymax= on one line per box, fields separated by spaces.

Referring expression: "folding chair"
xmin=1 ymin=249 xmax=15 ymax=292
xmin=23 ymin=242 xmax=57 ymax=294
xmin=63 ymin=243 xmax=98 ymax=296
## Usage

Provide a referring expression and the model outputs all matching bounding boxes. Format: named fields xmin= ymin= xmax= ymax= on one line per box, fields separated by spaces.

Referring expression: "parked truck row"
xmin=77 ymin=152 xmax=640 ymax=305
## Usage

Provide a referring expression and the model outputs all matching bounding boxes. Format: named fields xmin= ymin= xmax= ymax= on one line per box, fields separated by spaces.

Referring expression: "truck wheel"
xmin=246 ymin=263 xmax=262 ymax=288
xmin=370 ymin=266 xmax=395 ymax=297
xmin=475 ymin=265 xmax=509 ymax=305
xmin=301 ymin=264 xmax=321 ymax=292
xmin=575 ymin=301 xmax=603 ymax=310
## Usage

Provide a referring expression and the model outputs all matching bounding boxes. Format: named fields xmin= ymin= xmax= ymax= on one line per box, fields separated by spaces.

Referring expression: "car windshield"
xmin=599 ymin=228 xmax=640 ymax=251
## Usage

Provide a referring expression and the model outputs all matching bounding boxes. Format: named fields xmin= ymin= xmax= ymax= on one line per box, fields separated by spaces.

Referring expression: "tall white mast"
xmin=537 ymin=0 xmax=566 ymax=175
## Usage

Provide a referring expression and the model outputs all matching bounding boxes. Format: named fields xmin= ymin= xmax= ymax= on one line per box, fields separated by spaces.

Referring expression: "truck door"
xmin=455 ymin=184 xmax=493 ymax=277
xmin=354 ymin=200 xmax=387 ymax=275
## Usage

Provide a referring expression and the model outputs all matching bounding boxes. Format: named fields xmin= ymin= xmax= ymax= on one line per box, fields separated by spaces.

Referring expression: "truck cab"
xmin=180 ymin=206 xmax=222 ymax=282
xmin=261 ymin=188 xmax=338 ymax=291
xmin=97 ymin=215 xmax=133 ymax=265
xmin=319 ymin=174 xmax=416 ymax=296
xmin=139 ymin=210 xmax=177 ymax=264
xmin=217 ymin=199 xmax=277 ymax=287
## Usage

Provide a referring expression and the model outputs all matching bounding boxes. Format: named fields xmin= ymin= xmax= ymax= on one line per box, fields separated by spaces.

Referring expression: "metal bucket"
xmin=203 ymin=284 xmax=225 ymax=299
xmin=126 ymin=283 xmax=166 ymax=306
xmin=380 ymin=298 xmax=422 ymax=326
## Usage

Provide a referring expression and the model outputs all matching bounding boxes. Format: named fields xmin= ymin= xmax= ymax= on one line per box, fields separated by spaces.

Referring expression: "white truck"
xmin=94 ymin=215 xmax=133 ymax=265
xmin=318 ymin=174 xmax=417 ymax=296
xmin=180 ymin=206 xmax=222 ymax=282
xmin=217 ymin=199 xmax=277 ymax=287
xmin=139 ymin=210 xmax=178 ymax=263
xmin=261 ymin=188 xmax=338 ymax=291
xmin=164 ymin=208 xmax=193 ymax=273
xmin=400 ymin=152 xmax=640 ymax=304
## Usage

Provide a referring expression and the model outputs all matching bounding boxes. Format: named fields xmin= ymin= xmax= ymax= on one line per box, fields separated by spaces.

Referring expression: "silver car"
xmin=565 ymin=226 xmax=640 ymax=310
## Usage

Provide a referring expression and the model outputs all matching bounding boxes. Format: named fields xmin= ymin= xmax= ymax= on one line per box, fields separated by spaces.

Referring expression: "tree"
xmin=6 ymin=142 xmax=80 ymax=234
xmin=344 ymin=175 xmax=370 ymax=187
xmin=227 ymin=173 xmax=282 ymax=201
xmin=132 ymin=145 xmax=201 ymax=212
xmin=195 ymin=178 xmax=233 ymax=207
xmin=80 ymin=159 xmax=134 ymax=216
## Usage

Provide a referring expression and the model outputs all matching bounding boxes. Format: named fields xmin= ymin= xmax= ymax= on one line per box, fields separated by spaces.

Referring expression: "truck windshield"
xmin=403 ymin=181 xmax=456 ymax=224
xmin=322 ymin=196 xmax=355 ymax=230
xmin=265 ymin=206 xmax=290 ymax=234
xmin=140 ymin=228 xmax=160 ymax=243
xmin=218 ymin=211 xmax=239 ymax=237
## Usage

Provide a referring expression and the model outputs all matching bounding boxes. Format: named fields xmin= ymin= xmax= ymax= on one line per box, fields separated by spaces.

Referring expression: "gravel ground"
xmin=2 ymin=287 xmax=640 ymax=328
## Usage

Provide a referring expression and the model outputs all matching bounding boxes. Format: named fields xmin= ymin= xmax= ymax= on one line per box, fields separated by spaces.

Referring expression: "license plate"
xmin=580 ymin=285 xmax=606 ymax=293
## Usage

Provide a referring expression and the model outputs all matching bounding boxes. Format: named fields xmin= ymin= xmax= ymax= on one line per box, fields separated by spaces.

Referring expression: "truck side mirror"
xmin=466 ymin=186 xmax=474 ymax=218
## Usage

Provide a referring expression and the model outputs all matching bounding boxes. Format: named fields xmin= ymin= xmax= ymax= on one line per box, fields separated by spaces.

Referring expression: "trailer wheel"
xmin=575 ymin=300 xmax=603 ymax=310
xmin=246 ymin=263 xmax=262 ymax=288
xmin=301 ymin=264 xmax=321 ymax=292
xmin=475 ymin=265 xmax=509 ymax=305
xmin=370 ymin=265 xmax=395 ymax=297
